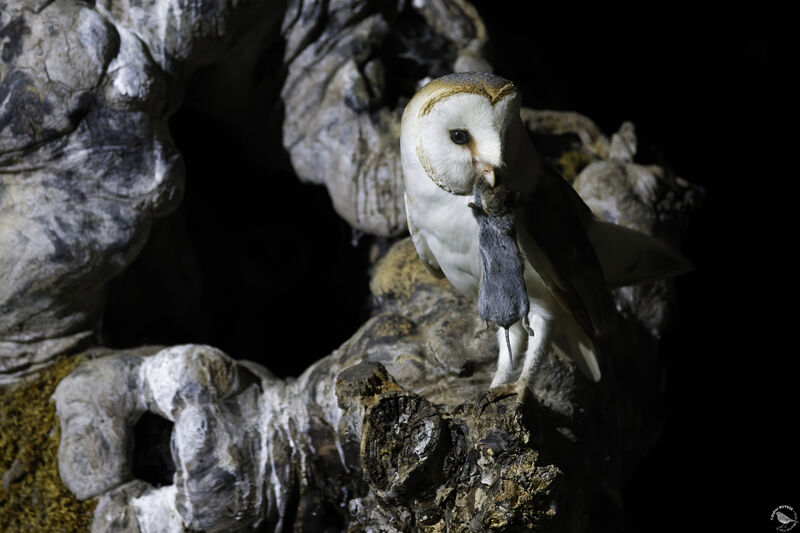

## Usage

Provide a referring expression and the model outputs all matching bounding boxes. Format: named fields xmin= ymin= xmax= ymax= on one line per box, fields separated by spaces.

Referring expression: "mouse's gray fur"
xmin=470 ymin=178 xmax=529 ymax=338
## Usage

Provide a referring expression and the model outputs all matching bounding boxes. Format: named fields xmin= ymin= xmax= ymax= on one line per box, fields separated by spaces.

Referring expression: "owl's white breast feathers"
xmin=403 ymin=174 xmax=482 ymax=298
xmin=400 ymin=78 xmax=535 ymax=301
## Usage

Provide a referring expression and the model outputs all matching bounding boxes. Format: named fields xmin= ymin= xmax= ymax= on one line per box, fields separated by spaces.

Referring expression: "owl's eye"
xmin=449 ymin=129 xmax=470 ymax=145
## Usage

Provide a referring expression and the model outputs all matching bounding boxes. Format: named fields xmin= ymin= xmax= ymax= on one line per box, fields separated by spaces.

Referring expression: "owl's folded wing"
xmin=518 ymin=168 xmax=615 ymax=340
xmin=405 ymin=193 xmax=445 ymax=278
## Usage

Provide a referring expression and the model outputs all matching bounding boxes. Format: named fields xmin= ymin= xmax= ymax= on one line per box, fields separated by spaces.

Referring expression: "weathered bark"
xmin=54 ymin=146 xmax=698 ymax=528
xmin=1 ymin=0 xmax=701 ymax=531
xmin=1 ymin=0 xmax=488 ymax=380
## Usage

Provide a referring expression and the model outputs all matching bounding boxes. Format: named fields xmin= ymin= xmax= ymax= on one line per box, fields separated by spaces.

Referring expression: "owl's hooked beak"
xmin=474 ymin=161 xmax=496 ymax=188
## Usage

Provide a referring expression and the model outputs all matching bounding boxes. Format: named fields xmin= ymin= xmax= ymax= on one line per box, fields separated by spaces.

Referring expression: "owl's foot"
xmin=473 ymin=382 xmax=519 ymax=416
xmin=473 ymin=382 xmax=541 ymax=423
xmin=511 ymin=379 xmax=540 ymax=420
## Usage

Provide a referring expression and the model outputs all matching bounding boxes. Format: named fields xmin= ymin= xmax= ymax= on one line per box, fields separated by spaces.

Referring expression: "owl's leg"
xmin=514 ymin=313 xmax=553 ymax=407
xmin=490 ymin=321 xmax=527 ymax=387
xmin=476 ymin=322 xmax=528 ymax=415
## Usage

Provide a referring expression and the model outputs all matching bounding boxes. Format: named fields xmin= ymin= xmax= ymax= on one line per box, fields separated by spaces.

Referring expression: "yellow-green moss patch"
xmin=0 ymin=355 xmax=96 ymax=532
xmin=370 ymin=238 xmax=450 ymax=301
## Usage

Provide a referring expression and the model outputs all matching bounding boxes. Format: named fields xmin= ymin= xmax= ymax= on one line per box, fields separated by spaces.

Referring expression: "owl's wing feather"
xmin=405 ymin=193 xmax=445 ymax=278
xmin=518 ymin=167 xmax=615 ymax=340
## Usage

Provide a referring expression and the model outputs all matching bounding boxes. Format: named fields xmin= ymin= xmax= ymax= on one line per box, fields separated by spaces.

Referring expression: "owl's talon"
xmin=473 ymin=383 xmax=517 ymax=416
xmin=510 ymin=380 xmax=542 ymax=420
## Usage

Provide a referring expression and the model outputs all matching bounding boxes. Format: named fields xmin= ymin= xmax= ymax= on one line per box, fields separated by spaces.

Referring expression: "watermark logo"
xmin=772 ymin=506 xmax=798 ymax=532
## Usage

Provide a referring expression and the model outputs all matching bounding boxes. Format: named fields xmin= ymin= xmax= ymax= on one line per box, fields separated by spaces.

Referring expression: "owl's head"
xmin=401 ymin=72 xmax=521 ymax=195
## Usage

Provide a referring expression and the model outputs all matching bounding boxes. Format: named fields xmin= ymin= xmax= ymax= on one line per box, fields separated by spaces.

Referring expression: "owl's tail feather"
xmin=588 ymin=220 xmax=692 ymax=288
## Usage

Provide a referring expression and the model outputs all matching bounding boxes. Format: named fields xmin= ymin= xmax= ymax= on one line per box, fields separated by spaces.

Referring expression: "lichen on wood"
xmin=345 ymin=362 xmax=561 ymax=532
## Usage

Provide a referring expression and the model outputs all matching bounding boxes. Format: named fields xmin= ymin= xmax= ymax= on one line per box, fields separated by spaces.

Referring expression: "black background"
xmin=105 ymin=3 xmax=797 ymax=531
xmin=468 ymin=3 xmax=796 ymax=531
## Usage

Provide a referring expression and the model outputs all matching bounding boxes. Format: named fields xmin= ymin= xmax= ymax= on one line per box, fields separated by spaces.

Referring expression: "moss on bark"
xmin=0 ymin=355 xmax=96 ymax=532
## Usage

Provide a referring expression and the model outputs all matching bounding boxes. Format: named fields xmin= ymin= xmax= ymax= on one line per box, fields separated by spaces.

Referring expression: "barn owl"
xmin=400 ymin=72 xmax=690 ymax=403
